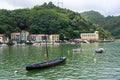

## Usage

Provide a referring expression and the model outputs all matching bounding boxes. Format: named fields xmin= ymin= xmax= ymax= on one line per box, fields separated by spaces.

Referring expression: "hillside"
xmin=0 ymin=2 xmax=109 ymax=40
xmin=81 ymin=11 xmax=105 ymax=26
xmin=81 ymin=11 xmax=120 ymax=39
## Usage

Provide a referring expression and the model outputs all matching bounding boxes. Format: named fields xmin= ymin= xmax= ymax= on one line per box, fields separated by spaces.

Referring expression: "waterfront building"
xmin=0 ymin=34 xmax=8 ymax=43
xmin=49 ymin=34 xmax=59 ymax=43
xmin=29 ymin=34 xmax=59 ymax=43
xmin=11 ymin=32 xmax=20 ymax=42
xmin=11 ymin=31 xmax=29 ymax=42
xmin=20 ymin=31 xmax=29 ymax=42
xmin=29 ymin=34 xmax=49 ymax=42
xmin=80 ymin=31 xmax=99 ymax=41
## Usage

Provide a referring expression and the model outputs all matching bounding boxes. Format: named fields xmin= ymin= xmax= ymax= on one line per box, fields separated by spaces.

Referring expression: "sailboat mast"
xmin=45 ymin=35 xmax=49 ymax=58
xmin=60 ymin=43 xmax=63 ymax=57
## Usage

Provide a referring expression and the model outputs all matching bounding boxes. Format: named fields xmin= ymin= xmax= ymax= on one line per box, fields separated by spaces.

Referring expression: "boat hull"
xmin=95 ymin=50 xmax=103 ymax=53
xmin=26 ymin=57 xmax=66 ymax=71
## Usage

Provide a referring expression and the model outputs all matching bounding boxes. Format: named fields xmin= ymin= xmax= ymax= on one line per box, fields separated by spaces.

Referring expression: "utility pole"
xmin=58 ymin=2 xmax=63 ymax=8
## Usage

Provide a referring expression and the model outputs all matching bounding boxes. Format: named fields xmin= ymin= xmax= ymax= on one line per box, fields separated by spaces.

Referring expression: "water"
xmin=0 ymin=42 xmax=120 ymax=80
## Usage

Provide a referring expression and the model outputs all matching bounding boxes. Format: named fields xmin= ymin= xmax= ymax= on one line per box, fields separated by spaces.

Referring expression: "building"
xmin=49 ymin=34 xmax=59 ymax=42
xmin=11 ymin=32 xmax=20 ymax=42
xmin=11 ymin=31 xmax=29 ymax=42
xmin=20 ymin=31 xmax=29 ymax=42
xmin=29 ymin=34 xmax=59 ymax=43
xmin=29 ymin=34 xmax=49 ymax=42
xmin=0 ymin=34 xmax=8 ymax=43
xmin=80 ymin=31 xmax=99 ymax=41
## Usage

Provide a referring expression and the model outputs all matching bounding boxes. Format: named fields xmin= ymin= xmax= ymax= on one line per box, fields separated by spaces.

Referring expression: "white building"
xmin=80 ymin=31 xmax=99 ymax=41
xmin=11 ymin=31 xmax=29 ymax=42
xmin=29 ymin=34 xmax=49 ymax=42
xmin=11 ymin=32 xmax=20 ymax=41
xmin=49 ymin=34 xmax=59 ymax=42
xmin=20 ymin=31 xmax=29 ymax=42
xmin=29 ymin=34 xmax=59 ymax=43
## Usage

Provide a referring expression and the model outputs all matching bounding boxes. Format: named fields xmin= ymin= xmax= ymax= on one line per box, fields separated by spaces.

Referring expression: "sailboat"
xmin=26 ymin=35 xmax=66 ymax=71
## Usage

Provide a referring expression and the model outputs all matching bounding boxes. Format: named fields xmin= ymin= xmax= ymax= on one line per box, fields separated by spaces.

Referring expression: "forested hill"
xmin=81 ymin=11 xmax=120 ymax=39
xmin=81 ymin=11 xmax=105 ymax=26
xmin=0 ymin=2 xmax=109 ymax=40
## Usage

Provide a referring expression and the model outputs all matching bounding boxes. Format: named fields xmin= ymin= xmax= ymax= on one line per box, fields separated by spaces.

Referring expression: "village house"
xmin=29 ymin=34 xmax=59 ymax=43
xmin=80 ymin=31 xmax=99 ymax=41
xmin=11 ymin=31 xmax=29 ymax=43
xmin=0 ymin=34 xmax=8 ymax=43
xmin=29 ymin=34 xmax=49 ymax=42
xmin=20 ymin=31 xmax=29 ymax=42
xmin=11 ymin=32 xmax=20 ymax=42
xmin=49 ymin=34 xmax=59 ymax=42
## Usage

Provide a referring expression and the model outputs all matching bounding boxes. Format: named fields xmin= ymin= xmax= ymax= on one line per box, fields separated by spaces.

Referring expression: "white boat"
xmin=95 ymin=48 xmax=104 ymax=53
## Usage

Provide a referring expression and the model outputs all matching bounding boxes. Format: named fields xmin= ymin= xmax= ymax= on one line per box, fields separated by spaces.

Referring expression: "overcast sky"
xmin=0 ymin=0 xmax=120 ymax=16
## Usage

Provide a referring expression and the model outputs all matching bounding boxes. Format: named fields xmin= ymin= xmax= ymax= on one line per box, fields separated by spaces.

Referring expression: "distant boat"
xmin=95 ymin=48 xmax=104 ymax=53
xmin=25 ymin=41 xmax=33 ymax=45
xmin=26 ymin=57 xmax=66 ymax=71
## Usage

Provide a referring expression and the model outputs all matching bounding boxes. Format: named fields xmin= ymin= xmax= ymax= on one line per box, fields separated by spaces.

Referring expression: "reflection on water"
xmin=0 ymin=42 xmax=120 ymax=79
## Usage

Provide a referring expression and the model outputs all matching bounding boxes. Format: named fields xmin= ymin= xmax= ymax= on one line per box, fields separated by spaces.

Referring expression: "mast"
xmin=45 ymin=34 xmax=49 ymax=59
xmin=60 ymin=43 xmax=63 ymax=57
xmin=45 ymin=23 xmax=49 ymax=59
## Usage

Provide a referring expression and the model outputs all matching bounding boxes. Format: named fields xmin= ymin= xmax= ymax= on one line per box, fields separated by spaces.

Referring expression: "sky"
xmin=0 ymin=0 xmax=120 ymax=16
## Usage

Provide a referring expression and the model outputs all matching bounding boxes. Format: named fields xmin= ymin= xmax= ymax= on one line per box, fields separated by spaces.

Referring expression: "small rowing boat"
xmin=26 ymin=57 xmax=66 ymax=71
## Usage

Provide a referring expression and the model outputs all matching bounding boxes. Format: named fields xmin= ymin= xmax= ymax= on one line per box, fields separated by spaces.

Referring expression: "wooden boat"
xmin=95 ymin=48 xmax=104 ymax=53
xmin=26 ymin=57 xmax=66 ymax=71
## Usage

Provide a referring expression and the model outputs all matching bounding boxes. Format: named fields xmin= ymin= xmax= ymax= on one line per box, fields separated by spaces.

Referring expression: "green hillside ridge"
xmin=0 ymin=2 xmax=109 ymax=40
xmin=81 ymin=10 xmax=120 ymax=39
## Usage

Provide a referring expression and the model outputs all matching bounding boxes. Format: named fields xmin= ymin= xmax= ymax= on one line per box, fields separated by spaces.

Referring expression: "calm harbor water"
xmin=0 ymin=42 xmax=120 ymax=80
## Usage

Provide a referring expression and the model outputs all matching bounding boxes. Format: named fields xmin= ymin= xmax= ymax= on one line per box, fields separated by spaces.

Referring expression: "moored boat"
xmin=95 ymin=48 xmax=104 ymax=53
xmin=25 ymin=41 xmax=33 ymax=45
xmin=26 ymin=57 xmax=66 ymax=71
